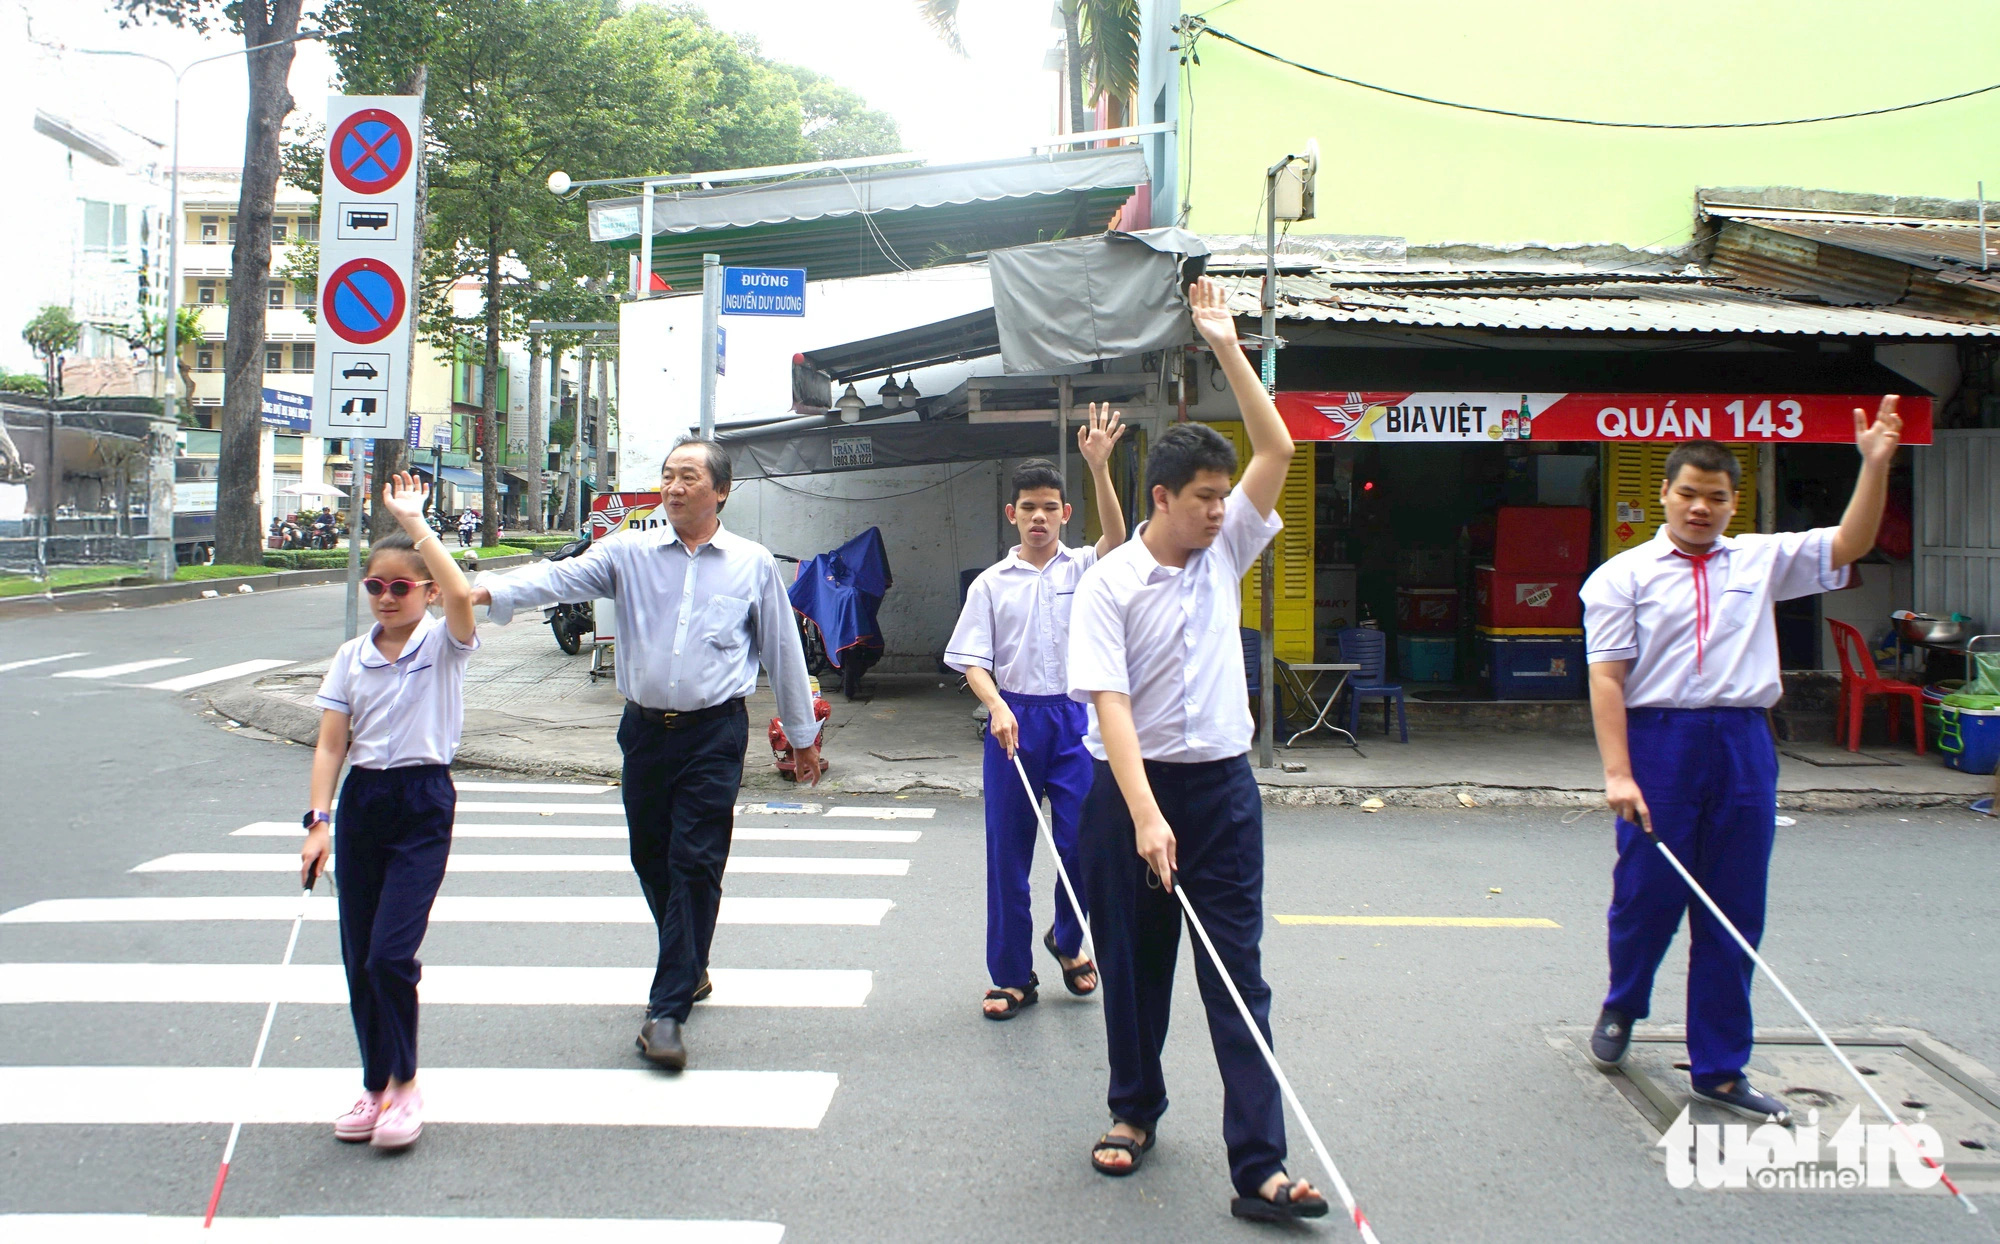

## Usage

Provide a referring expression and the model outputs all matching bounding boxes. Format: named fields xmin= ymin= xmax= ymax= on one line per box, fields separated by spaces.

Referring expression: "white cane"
xmin=1168 ymin=874 xmax=1383 ymax=1242
xmin=1637 ymin=823 xmax=1977 ymax=1215
xmin=1009 ymin=750 xmax=1096 ymax=969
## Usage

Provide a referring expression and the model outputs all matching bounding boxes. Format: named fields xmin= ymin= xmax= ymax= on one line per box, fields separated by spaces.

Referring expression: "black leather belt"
xmin=628 ymin=698 xmax=745 ymax=728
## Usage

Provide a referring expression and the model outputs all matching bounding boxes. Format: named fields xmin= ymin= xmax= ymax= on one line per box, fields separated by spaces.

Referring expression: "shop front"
xmin=1257 ymin=388 xmax=1934 ymax=699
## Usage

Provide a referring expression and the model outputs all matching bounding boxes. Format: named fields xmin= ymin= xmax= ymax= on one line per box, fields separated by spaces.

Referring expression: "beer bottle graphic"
xmin=1517 ymin=394 xmax=1534 ymax=440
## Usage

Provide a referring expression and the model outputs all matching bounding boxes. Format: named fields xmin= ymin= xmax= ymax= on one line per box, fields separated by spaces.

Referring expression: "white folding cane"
xmin=1636 ymin=822 xmax=1978 ymax=1214
xmin=1010 ymin=750 xmax=1095 ymax=967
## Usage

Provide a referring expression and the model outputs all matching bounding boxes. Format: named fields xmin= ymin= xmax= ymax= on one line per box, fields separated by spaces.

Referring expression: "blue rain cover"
xmin=787 ymin=526 xmax=892 ymax=667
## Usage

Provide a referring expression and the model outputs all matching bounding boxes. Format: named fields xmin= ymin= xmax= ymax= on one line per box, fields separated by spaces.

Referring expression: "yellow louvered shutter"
xmin=1603 ymin=443 xmax=1758 ymax=558
xmin=1204 ymin=421 xmax=1317 ymax=661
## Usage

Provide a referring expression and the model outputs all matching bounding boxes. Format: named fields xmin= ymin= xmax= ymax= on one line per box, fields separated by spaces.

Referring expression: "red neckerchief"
xmin=1670 ymin=547 xmax=1719 ymax=674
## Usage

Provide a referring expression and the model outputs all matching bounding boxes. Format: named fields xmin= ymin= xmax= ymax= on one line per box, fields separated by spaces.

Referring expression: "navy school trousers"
xmin=1604 ymin=706 xmax=1778 ymax=1091
xmin=335 ymin=763 xmax=455 ymax=1092
xmin=982 ymin=691 xmax=1091 ymax=989
xmin=617 ymin=701 xmax=749 ymax=1023
xmin=1080 ymin=752 xmax=1286 ymax=1198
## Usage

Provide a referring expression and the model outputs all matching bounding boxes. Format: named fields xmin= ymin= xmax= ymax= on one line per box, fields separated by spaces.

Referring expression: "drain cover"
xmin=1572 ymin=1029 xmax=2000 ymax=1190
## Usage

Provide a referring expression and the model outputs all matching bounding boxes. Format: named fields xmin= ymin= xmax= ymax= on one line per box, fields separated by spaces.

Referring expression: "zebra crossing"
xmin=0 ymin=778 xmax=933 ymax=1238
xmin=0 ymin=649 xmax=295 ymax=691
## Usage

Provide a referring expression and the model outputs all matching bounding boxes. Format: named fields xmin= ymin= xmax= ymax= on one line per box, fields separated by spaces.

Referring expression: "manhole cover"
xmin=1567 ymin=1028 xmax=2000 ymax=1191
xmin=1779 ymin=748 xmax=1902 ymax=768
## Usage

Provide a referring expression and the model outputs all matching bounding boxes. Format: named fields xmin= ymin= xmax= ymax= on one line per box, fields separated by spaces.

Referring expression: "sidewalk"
xmin=207 ymin=616 xmax=1998 ymax=811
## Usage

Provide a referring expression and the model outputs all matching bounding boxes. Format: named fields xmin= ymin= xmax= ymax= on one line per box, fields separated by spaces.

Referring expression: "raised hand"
xmin=1855 ymin=394 xmax=1902 ymax=467
xmin=1188 ymin=275 xmax=1239 ymax=351
xmin=1077 ymin=402 xmax=1126 ymax=470
xmin=383 ymin=471 xmax=430 ymax=523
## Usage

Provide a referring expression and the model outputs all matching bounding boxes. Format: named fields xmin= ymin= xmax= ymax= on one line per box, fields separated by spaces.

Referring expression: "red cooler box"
xmin=1494 ymin=506 xmax=1591 ymax=574
xmin=1476 ymin=566 xmax=1583 ymax=630
xmin=1395 ymin=586 xmax=1459 ymax=633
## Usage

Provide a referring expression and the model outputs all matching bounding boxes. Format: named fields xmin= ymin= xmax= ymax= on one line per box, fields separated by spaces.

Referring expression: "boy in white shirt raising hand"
xmin=1581 ymin=401 xmax=1902 ymax=1125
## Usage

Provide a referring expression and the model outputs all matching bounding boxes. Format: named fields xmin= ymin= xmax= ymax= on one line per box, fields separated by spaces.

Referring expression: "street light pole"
xmin=69 ymin=30 xmax=323 ymax=582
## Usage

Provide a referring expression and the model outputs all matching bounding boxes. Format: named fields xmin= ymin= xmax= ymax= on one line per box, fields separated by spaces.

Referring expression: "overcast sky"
xmin=7 ymin=0 xmax=1061 ymax=171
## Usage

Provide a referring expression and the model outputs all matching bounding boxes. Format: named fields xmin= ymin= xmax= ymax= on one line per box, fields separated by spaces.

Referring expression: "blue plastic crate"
xmin=1478 ymin=632 xmax=1586 ymax=700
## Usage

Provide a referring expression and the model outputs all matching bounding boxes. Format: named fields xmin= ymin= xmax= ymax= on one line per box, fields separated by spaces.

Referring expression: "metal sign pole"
xmin=699 ymin=253 xmax=721 ymax=439
xmin=343 ymin=450 xmax=365 ymax=639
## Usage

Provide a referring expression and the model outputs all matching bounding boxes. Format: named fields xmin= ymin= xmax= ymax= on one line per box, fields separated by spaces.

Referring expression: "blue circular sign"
xmin=330 ymin=108 xmax=413 ymax=194
xmin=323 ymin=258 xmax=406 ymax=345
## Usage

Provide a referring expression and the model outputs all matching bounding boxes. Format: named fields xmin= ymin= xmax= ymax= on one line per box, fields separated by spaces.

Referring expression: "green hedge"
xmin=262 ymin=550 xmax=357 ymax=570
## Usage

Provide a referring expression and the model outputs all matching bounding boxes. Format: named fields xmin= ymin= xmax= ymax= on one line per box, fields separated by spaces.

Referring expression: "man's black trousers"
xmin=1080 ymin=752 xmax=1286 ymax=1198
xmin=617 ymin=701 xmax=749 ymax=1022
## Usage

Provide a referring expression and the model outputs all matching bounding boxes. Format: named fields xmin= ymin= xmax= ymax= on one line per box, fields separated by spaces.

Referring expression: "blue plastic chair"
xmin=1338 ymin=627 xmax=1408 ymax=742
xmin=1240 ymin=627 xmax=1292 ymax=739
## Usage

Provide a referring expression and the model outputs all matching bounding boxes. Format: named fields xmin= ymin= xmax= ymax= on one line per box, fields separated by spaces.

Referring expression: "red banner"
xmin=1274 ymin=392 xmax=1932 ymax=445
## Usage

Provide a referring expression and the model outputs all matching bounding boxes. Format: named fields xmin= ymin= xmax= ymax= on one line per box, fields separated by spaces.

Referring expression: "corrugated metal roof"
xmin=1216 ymin=273 xmax=2000 ymax=337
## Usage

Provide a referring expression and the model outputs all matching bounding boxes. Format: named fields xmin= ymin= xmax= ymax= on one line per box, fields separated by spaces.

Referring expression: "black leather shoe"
xmin=636 ymin=1017 xmax=687 ymax=1071
xmin=1692 ymin=1077 xmax=1792 ymax=1125
xmin=1589 ymin=1007 xmax=1632 ymax=1069
xmin=692 ymin=972 xmax=712 ymax=1004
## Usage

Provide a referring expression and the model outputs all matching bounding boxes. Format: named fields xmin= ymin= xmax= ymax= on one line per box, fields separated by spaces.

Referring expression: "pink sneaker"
xmin=370 ymin=1087 xmax=423 ymax=1150
xmin=333 ymin=1091 xmax=383 ymax=1142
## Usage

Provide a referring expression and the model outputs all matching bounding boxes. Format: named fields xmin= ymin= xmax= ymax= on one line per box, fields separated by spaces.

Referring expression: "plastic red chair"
xmin=1826 ymin=618 xmax=1926 ymax=755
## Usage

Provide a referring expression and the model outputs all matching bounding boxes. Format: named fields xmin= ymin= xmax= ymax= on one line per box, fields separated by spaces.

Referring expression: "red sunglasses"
xmin=362 ymin=577 xmax=432 ymax=598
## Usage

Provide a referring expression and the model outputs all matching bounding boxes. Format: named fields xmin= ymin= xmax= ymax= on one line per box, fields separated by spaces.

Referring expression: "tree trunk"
xmin=369 ymin=65 xmax=427 ymax=539
xmin=1062 ymin=3 xmax=1089 ymax=136
xmin=214 ymin=0 xmax=304 ymax=566
xmin=480 ymin=211 xmax=502 ymax=548
xmin=594 ymin=351 xmax=609 ymax=491
xmin=527 ymin=337 xmax=545 ymax=531
xmin=545 ymin=340 xmax=565 ymax=529
xmin=577 ymin=340 xmax=595 ymax=505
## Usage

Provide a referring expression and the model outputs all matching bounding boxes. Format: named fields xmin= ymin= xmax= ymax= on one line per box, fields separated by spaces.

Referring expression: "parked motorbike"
xmin=541 ymin=534 xmax=596 ymax=655
xmin=784 ymin=526 xmax=891 ymax=702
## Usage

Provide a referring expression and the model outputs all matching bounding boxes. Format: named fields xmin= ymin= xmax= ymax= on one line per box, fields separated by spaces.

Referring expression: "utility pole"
xmin=699 ymin=253 xmax=721 ymax=438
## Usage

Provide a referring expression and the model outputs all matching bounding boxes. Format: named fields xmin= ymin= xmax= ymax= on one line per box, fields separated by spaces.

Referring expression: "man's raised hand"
xmin=1188 ymin=275 xmax=1239 ymax=352
xmin=1078 ymin=402 xmax=1126 ymax=470
xmin=1855 ymin=394 xmax=1902 ymax=468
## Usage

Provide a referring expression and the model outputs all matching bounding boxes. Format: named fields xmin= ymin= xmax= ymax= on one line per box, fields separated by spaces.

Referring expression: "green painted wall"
xmin=1179 ymin=0 xmax=2000 ymax=247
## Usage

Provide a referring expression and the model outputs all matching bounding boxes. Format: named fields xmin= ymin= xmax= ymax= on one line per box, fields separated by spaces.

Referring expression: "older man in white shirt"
xmin=471 ymin=438 xmax=821 ymax=1072
xmin=1065 ymin=278 xmax=1327 ymax=1224
xmin=1581 ymin=403 xmax=1902 ymax=1125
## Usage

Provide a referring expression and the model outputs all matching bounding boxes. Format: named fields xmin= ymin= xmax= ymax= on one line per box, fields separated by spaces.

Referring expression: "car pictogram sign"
xmin=321 ymin=258 xmax=407 ymax=345
xmin=329 ymin=108 xmax=414 ymax=195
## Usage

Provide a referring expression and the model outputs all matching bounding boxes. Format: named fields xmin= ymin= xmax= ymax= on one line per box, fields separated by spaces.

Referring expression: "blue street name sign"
xmin=260 ymin=388 xmax=312 ymax=432
xmin=721 ymin=266 xmax=805 ymax=317
xmin=717 ymin=325 xmax=727 ymax=376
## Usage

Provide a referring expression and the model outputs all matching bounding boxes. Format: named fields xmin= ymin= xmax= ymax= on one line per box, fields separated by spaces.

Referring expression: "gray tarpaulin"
xmin=987 ymin=228 xmax=1210 ymax=373
xmin=725 ymin=422 xmax=1063 ymax=479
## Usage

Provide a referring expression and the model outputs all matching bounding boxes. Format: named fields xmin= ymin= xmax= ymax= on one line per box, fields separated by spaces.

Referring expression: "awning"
xmin=588 ymin=148 xmax=1149 ymax=289
xmin=725 ymin=421 xmax=1070 ymax=480
xmin=799 ymin=308 xmax=1000 ymax=384
xmin=416 ymin=464 xmax=508 ymax=494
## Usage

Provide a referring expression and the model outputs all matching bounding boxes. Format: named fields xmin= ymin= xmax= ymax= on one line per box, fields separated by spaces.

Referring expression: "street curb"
xmin=195 ymin=678 xmax=1996 ymax=812
xmin=0 ymin=552 xmax=539 ymax=619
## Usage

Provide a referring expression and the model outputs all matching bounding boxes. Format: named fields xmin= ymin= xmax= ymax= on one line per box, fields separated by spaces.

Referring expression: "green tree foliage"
xmin=22 ymin=306 xmax=83 ymax=394
xmin=784 ymin=66 xmax=904 ymax=161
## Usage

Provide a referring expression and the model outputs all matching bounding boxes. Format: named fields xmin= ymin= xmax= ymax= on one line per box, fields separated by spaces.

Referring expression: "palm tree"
xmin=918 ymin=0 xmax=1139 ymax=138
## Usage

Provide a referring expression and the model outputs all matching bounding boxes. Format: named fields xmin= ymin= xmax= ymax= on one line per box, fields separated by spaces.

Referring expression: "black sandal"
xmin=981 ymin=972 xmax=1039 ymax=1021
xmin=1230 ymin=1179 xmax=1330 ymax=1222
xmin=1044 ymin=927 xmax=1098 ymax=996
xmin=1090 ymin=1124 xmax=1154 ymax=1176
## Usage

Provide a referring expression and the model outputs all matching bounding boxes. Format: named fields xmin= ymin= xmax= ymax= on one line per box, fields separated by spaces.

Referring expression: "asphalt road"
xmin=3 ymin=583 xmax=1998 ymax=1242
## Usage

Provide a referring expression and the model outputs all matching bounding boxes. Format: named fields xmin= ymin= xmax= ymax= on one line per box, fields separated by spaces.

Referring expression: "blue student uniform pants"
xmin=1081 ymin=753 xmax=1286 ymax=1198
xmin=335 ymin=764 xmax=455 ymax=1093
xmin=617 ymin=701 xmax=750 ymax=1023
xmin=1604 ymin=706 xmax=1779 ymax=1091
xmin=982 ymin=691 xmax=1092 ymax=988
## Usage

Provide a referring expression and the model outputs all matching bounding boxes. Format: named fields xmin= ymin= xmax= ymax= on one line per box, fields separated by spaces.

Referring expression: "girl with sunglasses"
xmin=300 ymin=471 xmax=479 ymax=1151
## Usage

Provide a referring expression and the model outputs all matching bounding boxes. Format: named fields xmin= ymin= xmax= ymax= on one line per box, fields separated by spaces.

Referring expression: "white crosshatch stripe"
xmin=0 ymin=895 xmax=895 ymax=925
xmin=51 ymin=657 xmax=189 ymax=680
xmin=228 ymin=821 xmax=922 ymax=844
xmin=144 ymin=659 xmax=295 ymax=691
xmin=0 ymin=652 xmax=88 ymax=674
xmin=450 ymin=801 xmax=629 ymax=815
xmin=131 ymin=853 xmax=910 ymax=877
xmin=0 ymin=1216 xmax=785 ymax=1244
xmin=825 ymin=806 xmax=936 ymax=820
xmin=0 ymin=1066 xmax=838 ymax=1129
xmin=449 ymin=781 xmax=619 ymax=793
xmin=0 ymin=963 xmax=873 ymax=1008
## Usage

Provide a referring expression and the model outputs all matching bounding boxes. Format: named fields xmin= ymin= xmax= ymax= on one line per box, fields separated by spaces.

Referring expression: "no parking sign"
xmin=312 ymin=95 xmax=420 ymax=439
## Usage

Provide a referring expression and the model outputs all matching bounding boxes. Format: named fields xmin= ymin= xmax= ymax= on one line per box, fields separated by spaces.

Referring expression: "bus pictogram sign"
xmin=329 ymin=108 xmax=414 ymax=195
xmin=321 ymin=258 xmax=407 ymax=345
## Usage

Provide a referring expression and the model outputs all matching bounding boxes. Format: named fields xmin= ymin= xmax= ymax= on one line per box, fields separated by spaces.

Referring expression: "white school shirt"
xmin=1067 ymin=488 xmax=1283 ymax=762
xmin=1581 ymin=524 xmax=1848 ymax=710
xmin=943 ymin=543 xmax=1099 ymax=696
xmin=313 ymin=612 xmax=480 ymax=768
xmin=481 ymin=522 xmax=821 ymax=748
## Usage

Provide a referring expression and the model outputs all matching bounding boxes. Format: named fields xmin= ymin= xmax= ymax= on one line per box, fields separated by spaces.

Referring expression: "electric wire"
xmin=755 ymin=462 xmax=985 ymax=502
xmin=1181 ymin=18 xmax=2000 ymax=130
